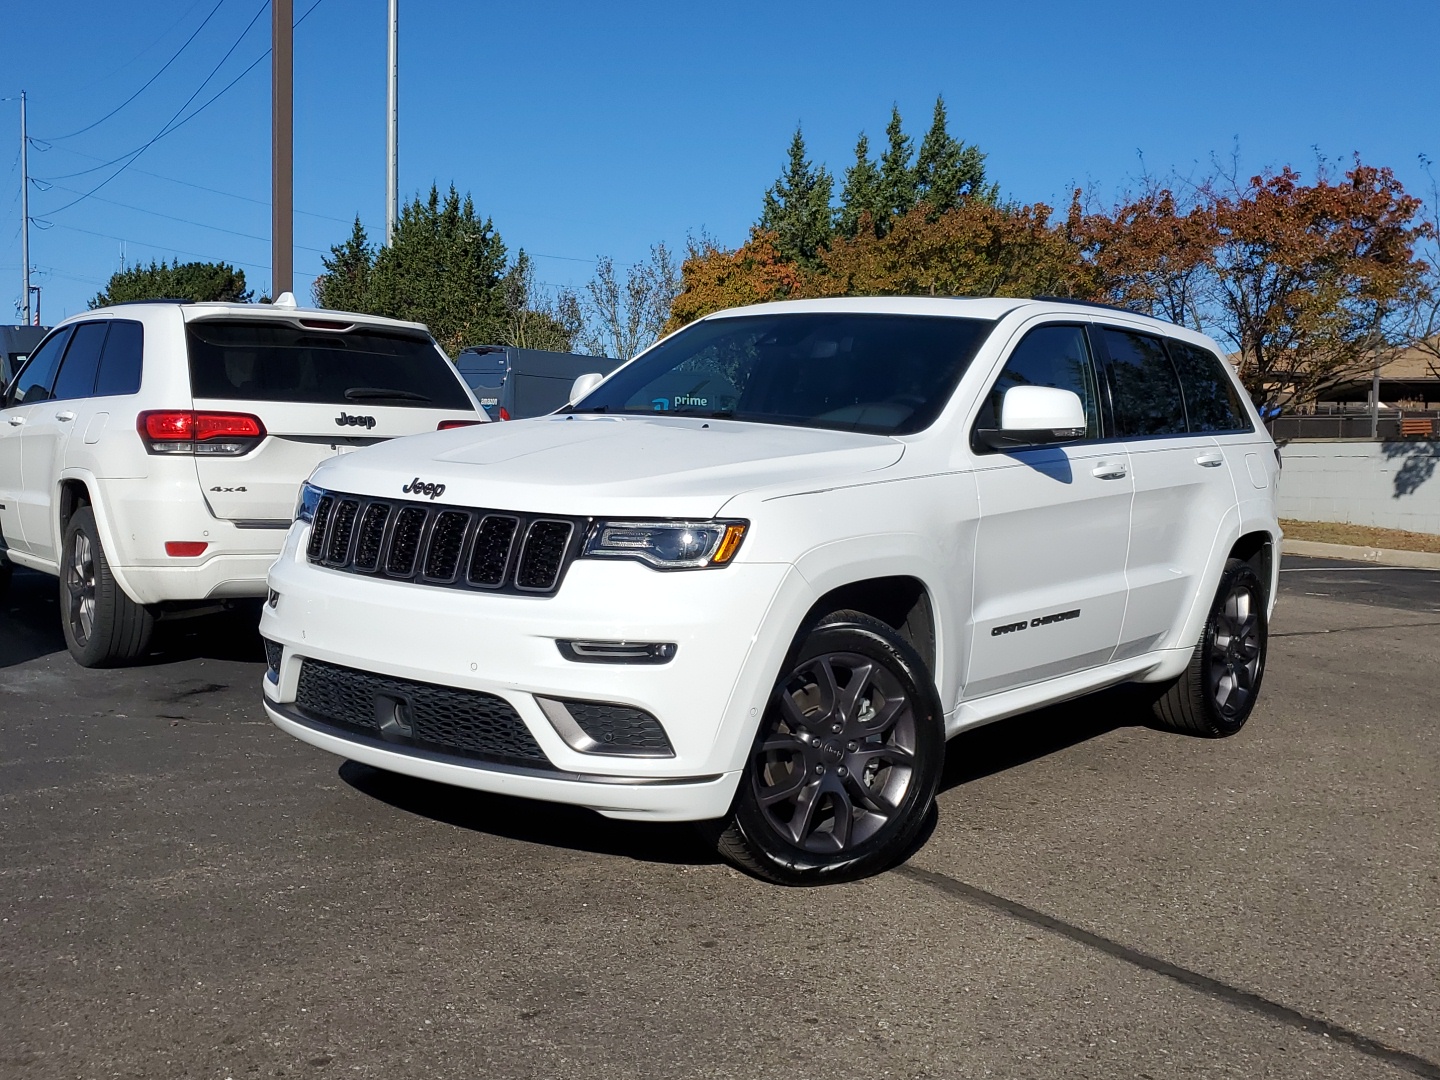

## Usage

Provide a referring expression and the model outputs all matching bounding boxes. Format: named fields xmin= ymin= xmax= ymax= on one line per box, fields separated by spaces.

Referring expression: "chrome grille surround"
xmin=304 ymin=489 xmax=584 ymax=597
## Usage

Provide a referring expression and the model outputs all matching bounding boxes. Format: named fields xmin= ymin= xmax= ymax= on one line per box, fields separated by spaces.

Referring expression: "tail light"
xmin=137 ymin=410 xmax=266 ymax=455
xmin=498 ymin=406 xmax=512 ymax=421
xmin=437 ymin=419 xmax=482 ymax=430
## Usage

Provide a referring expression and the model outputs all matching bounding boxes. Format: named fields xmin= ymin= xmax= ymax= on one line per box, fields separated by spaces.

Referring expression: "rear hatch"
xmin=184 ymin=316 xmax=480 ymax=524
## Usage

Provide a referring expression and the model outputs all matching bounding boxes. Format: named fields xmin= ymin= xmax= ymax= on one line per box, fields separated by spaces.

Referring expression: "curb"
xmin=1283 ymin=538 xmax=1440 ymax=569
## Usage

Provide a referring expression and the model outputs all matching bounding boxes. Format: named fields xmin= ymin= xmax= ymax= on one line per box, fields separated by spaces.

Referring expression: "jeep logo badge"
xmin=402 ymin=477 xmax=446 ymax=500
xmin=335 ymin=412 xmax=377 ymax=429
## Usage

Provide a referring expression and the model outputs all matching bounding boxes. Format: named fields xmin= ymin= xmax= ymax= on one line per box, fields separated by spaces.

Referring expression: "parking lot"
xmin=2 ymin=556 xmax=1437 ymax=1080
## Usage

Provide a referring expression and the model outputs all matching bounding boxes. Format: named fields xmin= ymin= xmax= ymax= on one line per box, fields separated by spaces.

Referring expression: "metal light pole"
xmin=385 ymin=0 xmax=399 ymax=244
xmin=272 ymin=0 xmax=294 ymax=297
xmin=20 ymin=91 xmax=31 ymax=326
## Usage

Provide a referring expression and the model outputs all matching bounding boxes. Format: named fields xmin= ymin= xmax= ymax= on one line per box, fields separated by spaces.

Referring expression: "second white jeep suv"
xmin=0 ymin=297 xmax=483 ymax=666
xmin=260 ymin=297 xmax=1279 ymax=884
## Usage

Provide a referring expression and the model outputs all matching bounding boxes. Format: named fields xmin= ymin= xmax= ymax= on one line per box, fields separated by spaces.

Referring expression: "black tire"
xmin=60 ymin=506 xmax=155 ymax=668
xmin=1152 ymin=558 xmax=1267 ymax=737
xmin=0 ymin=553 xmax=11 ymax=601
xmin=712 ymin=609 xmax=945 ymax=886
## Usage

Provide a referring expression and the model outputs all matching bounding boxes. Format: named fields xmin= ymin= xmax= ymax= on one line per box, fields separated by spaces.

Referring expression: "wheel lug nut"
xmin=814 ymin=764 xmax=825 ymax=775
xmin=837 ymin=766 xmax=847 ymax=776
xmin=847 ymin=741 xmax=857 ymax=752
xmin=831 ymin=723 xmax=842 ymax=734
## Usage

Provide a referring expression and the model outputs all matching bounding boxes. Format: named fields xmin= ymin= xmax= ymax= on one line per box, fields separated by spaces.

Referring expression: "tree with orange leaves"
xmin=664 ymin=232 xmax=809 ymax=333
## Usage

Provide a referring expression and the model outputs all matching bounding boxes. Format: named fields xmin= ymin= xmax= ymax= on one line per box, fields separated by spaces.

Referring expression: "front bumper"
xmin=260 ymin=525 xmax=807 ymax=820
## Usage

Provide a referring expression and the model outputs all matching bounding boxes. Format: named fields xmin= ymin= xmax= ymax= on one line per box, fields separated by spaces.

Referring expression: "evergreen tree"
xmin=758 ymin=127 xmax=835 ymax=265
xmin=877 ymin=106 xmax=917 ymax=227
xmin=837 ymin=133 xmax=884 ymax=238
xmin=366 ymin=185 xmax=510 ymax=355
xmin=914 ymin=96 xmax=997 ymax=213
xmin=92 ymin=259 xmax=251 ymax=307
xmin=313 ymin=216 xmax=374 ymax=312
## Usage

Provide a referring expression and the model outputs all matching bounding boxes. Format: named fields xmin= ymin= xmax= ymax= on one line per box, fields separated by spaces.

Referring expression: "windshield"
xmin=186 ymin=319 xmax=473 ymax=409
xmin=568 ymin=312 xmax=994 ymax=435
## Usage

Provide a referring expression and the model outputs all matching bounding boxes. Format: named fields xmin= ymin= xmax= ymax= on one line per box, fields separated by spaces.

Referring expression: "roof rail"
xmin=102 ymin=297 xmax=193 ymax=307
xmin=1030 ymin=295 xmax=1143 ymax=316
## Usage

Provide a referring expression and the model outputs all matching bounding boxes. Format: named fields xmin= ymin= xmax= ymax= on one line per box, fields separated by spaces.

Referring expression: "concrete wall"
xmin=1277 ymin=440 xmax=1440 ymax=534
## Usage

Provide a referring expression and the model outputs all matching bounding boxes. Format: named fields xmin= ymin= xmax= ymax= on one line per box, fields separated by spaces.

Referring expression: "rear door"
xmin=184 ymin=316 xmax=481 ymax=524
xmin=1 ymin=325 xmax=73 ymax=558
xmin=455 ymin=348 xmax=507 ymax=419
xmin=1095 ymin=326 xmax=1239 ymax=659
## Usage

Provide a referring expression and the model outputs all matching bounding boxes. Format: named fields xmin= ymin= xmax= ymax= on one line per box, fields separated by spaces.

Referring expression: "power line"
xmin=37 ymin=182 xmax=331 ymax=253
xmin=38 ymin=220 xmax=324 ymax=280
xmin=37 ymin=0 xmax=272 ymax=217
xmin=45 ymin=0 xmax=228 ymax=141
xmin=68 ymin=0 xmax=210 ymax=96
xmin=29 ymin=0 xmax=324 ymax=188
xmin=33 ymin=145 xmax=353 ymax=225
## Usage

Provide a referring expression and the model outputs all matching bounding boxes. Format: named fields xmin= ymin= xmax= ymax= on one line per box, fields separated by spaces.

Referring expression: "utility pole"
xmin=385 ymin=0 xmax=399 ymax=244
xmin=271 ymin=0 xmax=294 ymax=297
xmin=20 ymin=91 xmax=31 ymax=326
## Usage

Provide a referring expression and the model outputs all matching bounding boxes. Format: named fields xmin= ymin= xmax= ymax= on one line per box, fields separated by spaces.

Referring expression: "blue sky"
xmin=4 ymin=0 xmax=1438 ymax=321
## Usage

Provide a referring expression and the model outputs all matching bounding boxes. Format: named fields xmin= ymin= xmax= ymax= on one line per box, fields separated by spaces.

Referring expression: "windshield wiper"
xmin=344 ymin=386 xmax=431 ymax=403
xmin=564 ymin=404 xmax=609 ymax=413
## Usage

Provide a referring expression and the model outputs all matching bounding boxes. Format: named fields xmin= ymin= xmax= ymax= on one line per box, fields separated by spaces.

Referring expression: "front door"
xmin=964 ymin=322 xmax=1133 ymax=700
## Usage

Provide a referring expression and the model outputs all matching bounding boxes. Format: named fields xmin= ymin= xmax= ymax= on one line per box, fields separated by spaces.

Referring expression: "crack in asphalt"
xmin=1272 ymin=619 xmax=1440 ymax=638
xmin=896 ymin=864 xmax=1440 ymax=1079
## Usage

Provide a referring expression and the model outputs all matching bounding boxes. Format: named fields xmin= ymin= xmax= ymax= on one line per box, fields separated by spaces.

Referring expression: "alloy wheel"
xmin=66 ymin=531 xmax=97 ymax=648
xmin=752 ymin=651 xmax=918 ymax=853
xmin=1206 ymin=582 xmax=1262 ymax=719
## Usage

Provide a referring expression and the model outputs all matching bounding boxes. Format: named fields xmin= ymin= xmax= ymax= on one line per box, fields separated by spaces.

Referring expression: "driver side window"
xmin=975 ymin=324 xmax=1101 ymax=439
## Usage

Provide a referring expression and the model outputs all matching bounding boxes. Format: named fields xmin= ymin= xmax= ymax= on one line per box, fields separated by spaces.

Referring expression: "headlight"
xmin=295 ymin=481 xmax=324 ymax=524
xmin=581 ymin=519 xmax=748 ymax=570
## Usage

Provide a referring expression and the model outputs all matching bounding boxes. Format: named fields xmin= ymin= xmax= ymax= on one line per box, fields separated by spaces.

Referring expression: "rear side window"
xmin=976 ymin=324 xmax=1101 ymax=439
xmin=1102 ymin=328 xmax=1187 ymax=437
xmin=51 ymin=321 xmax=109 ymax=400
xmin=95 ymin=320 xmax=144 ymax=397
xmin=5 ymin=326 xmax=73 ymax=407
xmin=1169 ymin=340 xmax=1252 ymax=433
xmin=457 ymin=350 xmax=506 ymax=390
xmin=185 ymin=320 xmax=472 ymax=410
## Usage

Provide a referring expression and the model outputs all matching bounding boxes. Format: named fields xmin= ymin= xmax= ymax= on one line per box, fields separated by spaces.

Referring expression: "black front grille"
xmin=305 ymin=490 xmax=584 ymax=596
xmin=295 ymin=659 xmax=553 ymax=768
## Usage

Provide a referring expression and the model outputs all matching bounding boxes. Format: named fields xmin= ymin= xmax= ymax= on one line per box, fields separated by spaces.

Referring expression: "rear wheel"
xmin=712 ymin=610 xmax=944 ymax=885
xmin=1152 ymin=558 xmax=1267 ymax=737
xmin=0 ymin=553 xmax=11 ymax=601
xmin=60 ymin=506 xmax=154 ymax=668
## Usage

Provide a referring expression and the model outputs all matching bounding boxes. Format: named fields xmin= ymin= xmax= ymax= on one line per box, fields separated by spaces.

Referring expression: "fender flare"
xmin=54 ymin=468 xmax=147 ymax=606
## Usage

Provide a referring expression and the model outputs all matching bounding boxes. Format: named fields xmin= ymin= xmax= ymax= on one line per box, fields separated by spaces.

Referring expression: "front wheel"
xmin=1152 ymin=558 xmax=1268 ymax=737
xmin=60 ymin=506 xmax=155 ymax=668
xmin=712 ymin=610 xmax=944 ymax=886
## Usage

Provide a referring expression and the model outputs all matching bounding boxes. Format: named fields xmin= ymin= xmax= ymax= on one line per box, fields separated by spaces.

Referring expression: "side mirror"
xmin=976 ymin=385 xmax=1087 ymax=450
xmin=568 ymin=372 xmax=604 ymax=406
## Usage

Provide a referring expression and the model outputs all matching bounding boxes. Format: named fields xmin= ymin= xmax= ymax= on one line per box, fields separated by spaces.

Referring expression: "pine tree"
xmin=877 ymin=106 xmax=917 ymax=227
xmin=92 ymin=259 xmax=251 ymax=307
xmin=914 ymin=96 xmax=997 ymax=213
xmin=313 ymin=216 xmax=373 ymax=311
xmin=758 ymin=127 xmax=835 ymax=265
xmin=367 ymin=185 xmax=510 ymax=355
xmin=837 ymin=133 xmax=884 ymax=238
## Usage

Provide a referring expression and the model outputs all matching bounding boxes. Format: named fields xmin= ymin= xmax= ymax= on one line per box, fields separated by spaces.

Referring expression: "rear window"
xmin=186 ymin=320 xmax=472 ymax=410
xmin=1169 ymin=340 xmax=1253 ymax=434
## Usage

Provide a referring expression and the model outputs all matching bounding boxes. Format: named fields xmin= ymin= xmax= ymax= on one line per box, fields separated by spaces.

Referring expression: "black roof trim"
xmin=102 ymin=297 xmax=193 ymax=307
xmin=1030 ymin=295 xmax=1143 ymax=316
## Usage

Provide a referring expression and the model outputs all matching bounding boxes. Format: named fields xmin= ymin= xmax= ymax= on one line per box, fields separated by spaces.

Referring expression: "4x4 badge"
xmin=402 ymin=477 xmax=446 ymax=500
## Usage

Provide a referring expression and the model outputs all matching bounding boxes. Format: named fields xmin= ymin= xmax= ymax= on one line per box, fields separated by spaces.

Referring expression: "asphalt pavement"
xmin=2 ymin=556 xmax=1438 ymax=1080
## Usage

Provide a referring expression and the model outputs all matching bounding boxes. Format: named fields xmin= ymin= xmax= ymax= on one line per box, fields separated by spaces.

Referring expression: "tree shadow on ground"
xmin=339 ymin=685 xmax=1151 ymax=873
xmin=1382 ymin=440 xmax=1440 ymax=497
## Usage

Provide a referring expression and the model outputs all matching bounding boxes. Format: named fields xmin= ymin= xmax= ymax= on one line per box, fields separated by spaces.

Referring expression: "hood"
xmin=307 ymin=414 xmax=906 ymax=518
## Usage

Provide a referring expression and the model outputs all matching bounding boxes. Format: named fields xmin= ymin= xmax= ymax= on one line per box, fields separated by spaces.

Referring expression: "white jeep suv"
xmin=0 ymin=297 xmax=483 ymax=667
xmin=259 ymin=297 xmax=1279 ymax=884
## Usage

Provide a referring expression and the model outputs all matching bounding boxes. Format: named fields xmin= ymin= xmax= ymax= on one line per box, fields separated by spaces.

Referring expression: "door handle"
xmin=56 ymin=411 xmax=77 ymax=422
xmin=1091 ymin=461 xmax=1127 ymax=480
xmin=6 ymin=415 xmax=22 ymax=427
xmin=1195 ymin=452 xmax=1224 ymax=467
